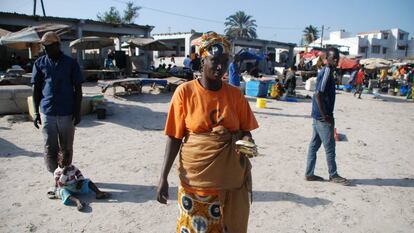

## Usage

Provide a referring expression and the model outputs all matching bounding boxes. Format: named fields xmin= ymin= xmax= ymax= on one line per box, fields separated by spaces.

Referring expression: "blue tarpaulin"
xmin=236 ymin=49 xmax=265 ymax=61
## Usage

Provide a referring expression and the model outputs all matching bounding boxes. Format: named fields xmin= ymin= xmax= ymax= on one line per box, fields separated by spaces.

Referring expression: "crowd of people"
xmin=343 ymin=64 xmax=414 ymax=99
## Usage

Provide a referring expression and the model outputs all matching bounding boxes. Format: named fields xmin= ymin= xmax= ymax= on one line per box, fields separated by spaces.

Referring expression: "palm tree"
xmin=225 ymin=11 xmax=257 ymax=39
xmin=303 ymin=25 xmax=319 ymax=45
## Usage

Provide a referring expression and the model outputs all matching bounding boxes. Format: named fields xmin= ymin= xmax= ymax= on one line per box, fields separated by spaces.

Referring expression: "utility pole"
xmin=40 ymin=0 xmax=46 ymax=16
xmin=33 ymin=0 xmax=36 ymax=15
xmin=33 ymin=0 xmax=46 ymax=16
xmin=320 ymin=25 xmax=324 ymax=48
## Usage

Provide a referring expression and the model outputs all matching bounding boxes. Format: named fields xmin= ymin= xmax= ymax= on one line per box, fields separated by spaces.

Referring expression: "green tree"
xmin=122 ymin=1 xmax=141 ymax=24
xmin=303 ymin=25 xmax=319 ymax=45
xmin=97 ymin=6 xmax=122 ymax=24
xmin=224 ymin=11 xmax=257 ymax=39
xmin=97 ymin=1 xmax=141 ymax=24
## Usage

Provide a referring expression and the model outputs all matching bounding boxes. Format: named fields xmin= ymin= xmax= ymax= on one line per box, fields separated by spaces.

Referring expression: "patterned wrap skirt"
xmin=176 ymin=186 xmax=223 ymax=233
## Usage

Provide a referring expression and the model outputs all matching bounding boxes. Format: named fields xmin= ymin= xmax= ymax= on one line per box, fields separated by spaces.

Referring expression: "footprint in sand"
xmin=12 ymin=202 xmax=21 ymax=207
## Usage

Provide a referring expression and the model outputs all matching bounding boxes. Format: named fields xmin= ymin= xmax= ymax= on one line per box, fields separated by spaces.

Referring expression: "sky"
xmin=1 ymin=0 xmax=413 ymax=44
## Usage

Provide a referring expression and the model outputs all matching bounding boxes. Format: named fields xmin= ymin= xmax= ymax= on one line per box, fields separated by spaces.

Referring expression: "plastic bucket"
xmin=256 ymin=98 xmax=267 ymax=108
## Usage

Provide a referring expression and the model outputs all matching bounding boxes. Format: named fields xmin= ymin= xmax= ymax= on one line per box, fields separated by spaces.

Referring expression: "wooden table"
xmin=98 ymin=78 xmax=142 ymax=96
xmin=83 ymin=69 xmax=124 ymax=80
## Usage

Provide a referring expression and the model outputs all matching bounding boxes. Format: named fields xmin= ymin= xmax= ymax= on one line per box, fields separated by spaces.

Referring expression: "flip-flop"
xmin=47 ymin=187 xmax=57 ymax=199
xmin=96 ymin=192 xmax=111 ymax=200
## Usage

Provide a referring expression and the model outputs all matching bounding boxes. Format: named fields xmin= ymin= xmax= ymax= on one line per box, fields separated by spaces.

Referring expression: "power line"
xmin=110 ymin=0 xmax=303 ymax=31
xmin=141 ymin=6 xmax=223 ymax=24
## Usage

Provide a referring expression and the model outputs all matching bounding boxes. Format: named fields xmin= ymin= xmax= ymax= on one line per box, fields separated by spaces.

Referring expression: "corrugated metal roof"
xmin=0 ymin=11 xmax=154 ymax=30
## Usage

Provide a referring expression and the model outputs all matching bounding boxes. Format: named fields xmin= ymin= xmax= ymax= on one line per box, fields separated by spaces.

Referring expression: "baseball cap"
xmin=39 ymin=31 xmax=60 ymax=45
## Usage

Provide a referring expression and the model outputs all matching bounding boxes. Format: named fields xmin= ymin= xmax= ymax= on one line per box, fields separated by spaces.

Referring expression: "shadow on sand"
xmin=350 ymin=178 xmax=414 ymax=187
xmin=92 ymin=183 xmax=331 ymax=207
xmin=0 ymin=138 xmax=42 ymax=157
xmin=361 ymin=93 xmax=411 ymax=103
xmin=77 ymin=99 xmax=167 ymax=131
xmin=253 ymin=111 xmax=312 ymax=119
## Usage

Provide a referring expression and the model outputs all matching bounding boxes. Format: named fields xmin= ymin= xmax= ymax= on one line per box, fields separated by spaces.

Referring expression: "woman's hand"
xmin=156 ymin=178 xmax=169 ymax=204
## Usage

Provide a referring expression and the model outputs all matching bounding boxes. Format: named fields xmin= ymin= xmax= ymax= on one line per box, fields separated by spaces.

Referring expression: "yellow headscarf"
xmin=197 ymin=32 xmax=231 ymax=58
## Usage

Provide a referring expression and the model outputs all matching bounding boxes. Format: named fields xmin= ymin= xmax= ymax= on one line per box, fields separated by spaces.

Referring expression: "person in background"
xmin=267 ymin=58 xmax=273 ymax=74
xmin=391 ymin=66 xmax=400 ymax=91
xmin=228 ymin=55 xmax=241 ymax=88
xmin=169 ymin=65 xmax=179 ymax=74
xmin=31 ymin=32 xmax=84 ymax=197
xmin=379 ymin=68 xmax=388 ymax=88
xmin=354 ymin=66 xmax=365 ymax=99
xmin=170 ymin=54 xmax=175 ymax=64
xmin=305 ymin=47 xmax=349 ymax=185
xmin=191 ymin=53 xmax=201 ymax=71
xmin=249 ymin=61 xmax=260 ymax=77
xmin=183 ymin=55 xmax=191 ymax=69
xmin=155 ymin=64 xmax=162 ymax=72
xmin=156 ymin=32 xmax=259 ymax=233
xmin=399 ymin=66 xmax=406 ymax=80
xmin=270 ymin=78 xmax=284 ymax=99
xmin=285 ymin=66 xmax=297 ymax=96
xmin=105 ymin=49 xmax=115 ymax=68
xmin=349 ymin=67 xmax=358 ymax=86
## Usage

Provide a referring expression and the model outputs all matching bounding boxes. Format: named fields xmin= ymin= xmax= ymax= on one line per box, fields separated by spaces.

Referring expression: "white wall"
xmin=313 ymin=29 xmax=414 ymax=59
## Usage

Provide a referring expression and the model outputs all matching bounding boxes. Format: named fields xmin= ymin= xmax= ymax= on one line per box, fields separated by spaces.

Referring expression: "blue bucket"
xmin=400 ymin=86 xmax=409 ymax=96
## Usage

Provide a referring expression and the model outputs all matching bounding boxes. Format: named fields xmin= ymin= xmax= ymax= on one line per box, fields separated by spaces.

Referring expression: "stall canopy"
xmin=401 ymin=57 xmax=414 ymax=65
xmin=0 ymin=23 xmax=70 ymax=50
xmin=69 ymin=36 xmax=114 ymax=50
xmin=337 ymin=57 xmax=359 ymax=69
xmin=360 ymin=58 xmax=392 ymax=69
xmin=301 ymin=49 xmax=324 ymax=59
xmin=0 ymin=28 xmax=11 ymax=37
xmin=125 ymin=38 xmax=173 ymax=51
xmin=0 ymin=23 xmax=70 ymax=58
xmin=236 ymin=49 xmax=264 ymax=61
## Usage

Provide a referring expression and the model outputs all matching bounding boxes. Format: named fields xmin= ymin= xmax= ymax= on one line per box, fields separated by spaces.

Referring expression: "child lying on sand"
xmin=53 ymin=152 xmax=110 ymax=211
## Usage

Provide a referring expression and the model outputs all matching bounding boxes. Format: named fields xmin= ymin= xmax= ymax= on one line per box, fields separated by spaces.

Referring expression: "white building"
xmin=310 ymin=28 xmax=414 ymax=59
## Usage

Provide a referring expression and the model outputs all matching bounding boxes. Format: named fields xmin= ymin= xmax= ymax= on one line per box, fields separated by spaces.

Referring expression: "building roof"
xmin=0 ymin=11 xmax=154 ymax=31
xmin=153 ymin=31 xmax=196 ymax=36
xmin=231 ymin=37 xmax=296 ymax=49
xmin=357 ymin=30 xmax=381 ymax=35
xmin=358 ymin=28 xmax=409 ymax=35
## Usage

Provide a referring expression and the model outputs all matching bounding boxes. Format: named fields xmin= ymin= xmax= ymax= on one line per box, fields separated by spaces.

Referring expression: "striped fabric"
xmin=54 ymin=165 xmax=84 ymax=187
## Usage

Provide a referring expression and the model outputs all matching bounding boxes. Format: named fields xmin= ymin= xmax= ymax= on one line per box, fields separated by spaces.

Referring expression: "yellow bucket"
xmin=256 ymin=98 xmax=267 ymax=108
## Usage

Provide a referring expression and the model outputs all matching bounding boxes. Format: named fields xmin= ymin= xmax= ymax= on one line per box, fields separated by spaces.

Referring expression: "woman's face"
xmin=202 ymin=54 xmax=229 ymax=80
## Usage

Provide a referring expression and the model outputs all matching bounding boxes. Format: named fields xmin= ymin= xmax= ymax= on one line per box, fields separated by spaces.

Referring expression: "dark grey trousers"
xmin=41 ymin=114 xmax=75 ymax=173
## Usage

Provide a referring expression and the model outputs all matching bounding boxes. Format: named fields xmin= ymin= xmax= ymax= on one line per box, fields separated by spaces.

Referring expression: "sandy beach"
xmin=1 ymin=84 xmax=414 ymax=233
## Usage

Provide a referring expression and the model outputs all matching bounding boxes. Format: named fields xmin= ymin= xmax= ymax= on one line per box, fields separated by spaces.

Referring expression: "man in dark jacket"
xmin=31 ymin=32 xmax=84 ymax=195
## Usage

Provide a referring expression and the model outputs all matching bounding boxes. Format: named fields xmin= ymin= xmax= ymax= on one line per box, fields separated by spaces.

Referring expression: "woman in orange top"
xmin=156 ymin=32 xmax=258 ymax=233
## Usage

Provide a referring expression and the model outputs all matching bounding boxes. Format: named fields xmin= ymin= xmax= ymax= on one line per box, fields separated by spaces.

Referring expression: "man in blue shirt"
xmin=228 ymin=55 xmax=241 ymax=87
xmin=31 ymin=32 xmax=84 ymax=182
xmin=305 ymin=47 xmax=349 ymax=185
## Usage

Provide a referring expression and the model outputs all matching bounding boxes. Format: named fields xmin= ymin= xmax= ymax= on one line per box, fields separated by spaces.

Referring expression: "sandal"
xmin=77 ymin=202 xmax=86 ymax=211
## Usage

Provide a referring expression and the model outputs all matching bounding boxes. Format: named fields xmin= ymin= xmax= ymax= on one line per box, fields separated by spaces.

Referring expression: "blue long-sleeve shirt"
xmin=228 ymin=62 xmax=240 ymax=87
